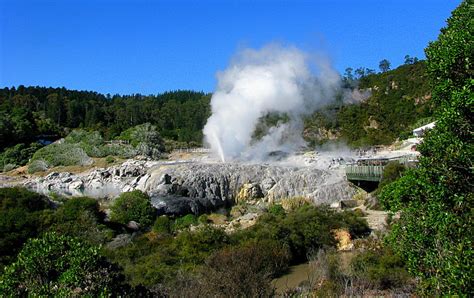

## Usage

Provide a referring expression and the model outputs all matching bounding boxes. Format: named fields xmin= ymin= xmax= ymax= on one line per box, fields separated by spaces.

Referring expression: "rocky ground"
xmin=0 ymin=151 xmax=364 ymax=217
xmin=1 ymin=145 xmax=414 ymax=221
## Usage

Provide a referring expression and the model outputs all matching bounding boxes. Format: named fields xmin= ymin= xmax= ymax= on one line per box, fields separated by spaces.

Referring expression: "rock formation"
xmin=19 ymin=157 xmax=357 ymax=216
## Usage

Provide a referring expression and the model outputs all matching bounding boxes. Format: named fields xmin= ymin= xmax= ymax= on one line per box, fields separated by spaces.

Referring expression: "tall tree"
xmin=380 ymin=1 xmax=473 ymax=295
xmin=378 ymin=59 xmax=391 ymax=72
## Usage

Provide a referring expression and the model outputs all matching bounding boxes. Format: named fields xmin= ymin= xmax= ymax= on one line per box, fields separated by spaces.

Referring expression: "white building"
xmin=413 ymin=122 xmax=436 ymax=137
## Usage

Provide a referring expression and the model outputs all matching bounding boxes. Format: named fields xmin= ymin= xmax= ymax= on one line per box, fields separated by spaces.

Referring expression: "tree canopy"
xmin=380 ymin=1 xmax=473 ymax=295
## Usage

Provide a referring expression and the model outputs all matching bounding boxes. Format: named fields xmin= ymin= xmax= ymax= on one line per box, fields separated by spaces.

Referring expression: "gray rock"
xmin=127 ymin=221 xmax=140 ymax=230
xmin=106 ymin=233 xmax=133 ymax=249
xmin=22 ymin=158 xmax=357 ymax=217
xmin=142 ymin=162 xmax=356 ymax=216
xmin=69 ymin=180 xmax=84 ymax=190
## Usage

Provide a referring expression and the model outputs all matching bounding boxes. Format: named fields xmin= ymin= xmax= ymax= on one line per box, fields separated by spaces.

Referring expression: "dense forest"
xmin=0 ymin=88 xmax=211 ymax=149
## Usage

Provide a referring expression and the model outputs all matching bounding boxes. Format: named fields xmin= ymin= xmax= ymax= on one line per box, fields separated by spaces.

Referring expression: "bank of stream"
xmin=272 ymin=251 xmax=357 ymax=294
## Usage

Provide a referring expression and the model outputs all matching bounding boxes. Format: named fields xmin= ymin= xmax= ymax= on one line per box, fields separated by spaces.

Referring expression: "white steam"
xmin=203 ymin=44 xmax=343 ymax=162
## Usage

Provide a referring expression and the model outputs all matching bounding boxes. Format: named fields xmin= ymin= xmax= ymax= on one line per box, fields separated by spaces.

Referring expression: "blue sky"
xmin=0 ymin=0 xmax=460 ymax=95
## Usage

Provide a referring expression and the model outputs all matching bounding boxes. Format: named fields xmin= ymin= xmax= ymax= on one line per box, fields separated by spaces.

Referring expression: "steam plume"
xmin=204 ymin=44 xmax=343 ymax=162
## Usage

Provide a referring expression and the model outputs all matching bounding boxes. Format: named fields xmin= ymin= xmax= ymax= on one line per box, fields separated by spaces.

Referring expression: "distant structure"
xmin=412 ymin=122 xmax=436 ymax=137
xmin=345 ymin=154 xmax=418 ymax=182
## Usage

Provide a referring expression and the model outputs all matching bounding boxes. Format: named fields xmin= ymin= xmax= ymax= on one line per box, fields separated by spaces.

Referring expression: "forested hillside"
xmin=0 ymin=87 xmax=211 ymax=149
xmin=304 ymin=60 xmax=433 ymax=147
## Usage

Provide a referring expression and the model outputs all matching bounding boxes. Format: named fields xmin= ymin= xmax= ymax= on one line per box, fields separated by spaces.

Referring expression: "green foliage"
xmin=351 ymin=247 xmax=411 ymax=290
xmin=306 ymin=61 xmax=432 ymax=147
xmin=0 ymin=87 xmax=210 ymax=149
xmin=48 ymin=197 xmax=112 ymax=245
xmin=118 ymin=123 xmax=164 ymax=159
xmin=172 ymin=214 xmax=198 ymax=231
xmin=110 ymin=190 xmax=156 ymax=228
xmin=64 ymin=129 xmax=106 ymax=157
xmin=105 ymin=205 xmax=369 ymax=289
xmin=267 ymin=203 xmax=286 ymax=217
xmin=0 ymin=232 xmax=129 ymax=296
xmin=0 ymin=187 xmax=52 ymax=267
xmin=378 ymin=161 xmax=406 ymax=191
xmin=380 ymin=2 xmax=473 ymax=295
xmin=106 ymin=226 xmax=229 ymax=287
xmin=56 ymin=197 xmax=101 ymax=220
xmin=424 ymin=1 xmax=473 ymax=105
xmin=27 ymin=159 xmax=49 ymax=173
xmin=105 ymin=155 xmax=116 ymax=164
xmin=197 ymin=213 xmax=209 ymax=224
xmin=0 ymin=142 xmax=43 ymax=171
xmin=379 ymin=59 xmax=391 ymax=72
xmin=27 ymin=125 xmax=167 ymax=172
xmin=193 ymin=241 xmax=290 ymax=297
xmin=234 ymin=205 xmax=370 ymax=262
xmin=153 ymin=215 xmax=172 ymax=234
xmin=29 ymin=142 xmax=92 ymax=172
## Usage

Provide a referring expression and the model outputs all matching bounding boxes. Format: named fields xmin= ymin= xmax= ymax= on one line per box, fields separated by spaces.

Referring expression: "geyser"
xmin=203 ymin=44 xmax=342 ymax=162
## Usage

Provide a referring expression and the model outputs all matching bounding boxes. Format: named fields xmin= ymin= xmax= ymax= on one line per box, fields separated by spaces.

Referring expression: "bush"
xmin=118 ymin=123 xmax=164 ymax=159
xmin=197 ymin=214 xmax=209 ymax=224
xmin=280 ymin=196 xmax=311 ymax=211
xmin=0 ymin=188 xmax=52 ymax=266
xmin=55 ymin=197 xmax=101 ymax=221
xmin=378 ymin=161 xmax=406 ymax=191
xmin=2 ymin=163 xmax=17 ymax=172
xmin=105 ymin=155 xmax=116 ymax=164
xmin=172 ymin=214 xmax=198 ymax=231
xmin=30 ymin=143 xmax=93 ymax=170
xmin=27 ymin=159 xmax=49 ymax=173
xmin=351 ymin=248 xmax=412 ymax=290
xmin=0 ymin=232 xmax=130 ymax=296
xmin=110 ymin=190 xmax=156 ymax=228
xmin=195 ymin=241 xmax=290 ymax=297
xmin=0 ymin=142 xmax=43 ymax=171
xmin=234 ymin=205 xmax=369 ymax=263
xmin=153 ymin=215 xmax=171 ymax=234
xmin=267 ymin=204 xmax=285 ymax=217
xmin=379 ymin=2 xmax=473 ymax=294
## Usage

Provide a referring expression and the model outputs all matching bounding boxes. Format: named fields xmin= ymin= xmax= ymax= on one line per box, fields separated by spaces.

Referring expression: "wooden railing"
xmin=345 ymin=154 xmax=418 ymax=182
xmin=345 ymin=165 xmax=385 ymax=182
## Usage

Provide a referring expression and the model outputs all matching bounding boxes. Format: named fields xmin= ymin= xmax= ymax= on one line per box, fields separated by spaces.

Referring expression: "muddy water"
xmin=272 ymin=263 xmax=312 ymax=293
xmin=272 ymin=252 xmax=356 ymax=294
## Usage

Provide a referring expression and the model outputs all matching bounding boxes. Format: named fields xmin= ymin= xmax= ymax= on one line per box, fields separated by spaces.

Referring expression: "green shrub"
xmin=65 ymin=129 xmax=103 ymax=146
xmin=172 ymin=214 xmax=198 ymax=231
xmin=0 ymin=142 xmax=43 ymax=171
xmin=194 ymin=241 xmax=290 ymax=297
xmin=105 ymin=155 xmax=116 ymax=164
xmin=153 ymin=215 xmax=171 ymax=234
xmin=351 ymin=248 xmax=411 ymax=290
xmin=110 ymin=190 xmax=156 ymax=228
xmin=2 ymin=163 xmax=17 ymax=172
xmin=55 ymin=197 xmax=101 ymax=222
xmin=0 ymin=232 xmax=130 ymax=296
xmin=197 ymin=214 xmax=209 ymax=224
xmin=378 ymin=161 xmax=406 ymax=191
xmin=30 ymin=143 xmax=93 ymax=169
xmin=267 ymin=204 xmax=285 ymax=217
xmin=233 ymin=205 xmax=369 ymax=263
xmin=27 ymin=159 xmax=49 ymax=173
xmin=118 ymin=123 xmax=164 ymax=159
xmin=0 ymin=187 xmax=52 ymax=266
